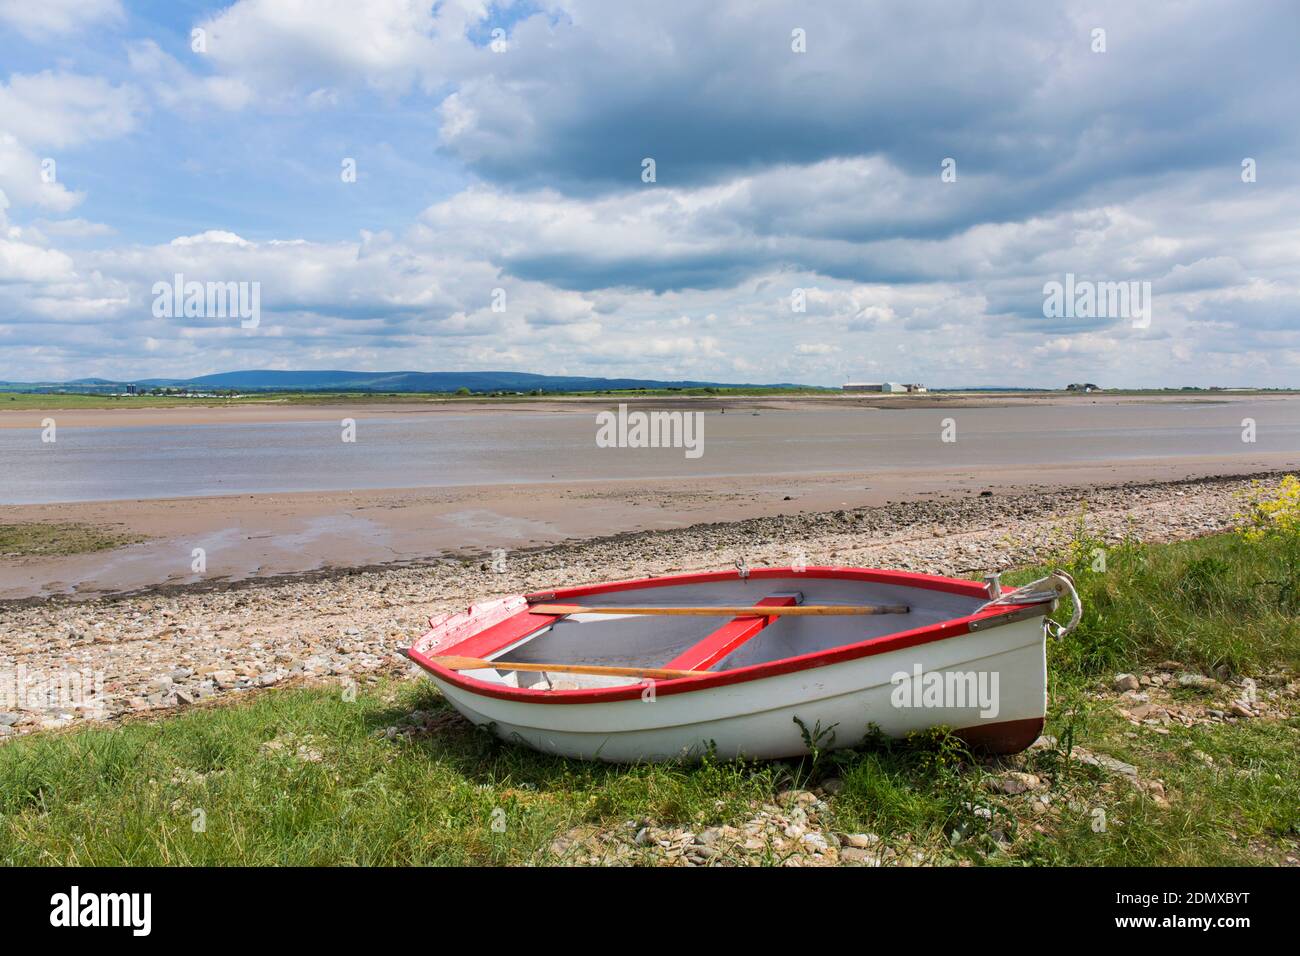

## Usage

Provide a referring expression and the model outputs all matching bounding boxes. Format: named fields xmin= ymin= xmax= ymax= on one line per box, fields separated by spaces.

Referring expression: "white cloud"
xmin=0 ymin=133 xmax=83 ymax=211
xmin=23 ymin=217 xmax=115 ymax=241
xmin=127 ymin=41 xmax=253 ymax=113
xmin=0 ymin=71 xmax=142 ymax=216
xmin=0 ymin=238 xmax=72 ymax=283
xmin=170 ymin=230 xmax=255 ymax=247
xmin=7 ymin=150 xmax=1300 ymax=385
xmin=192 ymin=0 xmax=479 ymax=102
xmin=0 ymin=0 xmax=122 ymax=40
xmin=0 ymin=71 xmax=141 ymax=149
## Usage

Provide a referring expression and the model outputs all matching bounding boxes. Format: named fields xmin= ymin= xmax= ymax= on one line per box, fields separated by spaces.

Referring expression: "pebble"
xmin=842 ymin=832 xmax=880 ymax=848
xmin=1114 ymin=673 xmax=1140 ymax=692
xmin=988 ymin=771 xmax=1042 ymax=795
xmin=553 ymin=804 xmax=895 ymax=867
xmin=800 ymin=832 xmax=831 ymax=852
xmin=840 ymin=847 xmax=877 ymax=865
xmin=1070 ymin=747 xmax=1138 ymax=779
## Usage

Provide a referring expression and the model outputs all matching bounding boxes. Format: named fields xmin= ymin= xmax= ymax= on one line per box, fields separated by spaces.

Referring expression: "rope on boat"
xmin=976 ymin=569 xmax=1081 ymax=639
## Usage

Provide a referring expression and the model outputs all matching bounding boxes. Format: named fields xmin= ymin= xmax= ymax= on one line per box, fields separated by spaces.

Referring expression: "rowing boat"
xmin=406 ymin=566 xmax=1078 ymax=762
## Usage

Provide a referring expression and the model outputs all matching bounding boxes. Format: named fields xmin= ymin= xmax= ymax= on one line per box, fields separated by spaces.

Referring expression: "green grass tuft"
xmin=0 ymin=522 xmax=145 ymax=557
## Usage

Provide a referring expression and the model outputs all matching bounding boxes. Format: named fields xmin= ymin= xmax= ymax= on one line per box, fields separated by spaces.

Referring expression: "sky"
xmin=0 ymin=0 xmax=1298 ymax=388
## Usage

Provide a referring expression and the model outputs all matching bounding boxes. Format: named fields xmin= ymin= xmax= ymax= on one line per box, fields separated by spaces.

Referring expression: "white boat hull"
xmin=426 ymin=615 xmax=1046 ymax=762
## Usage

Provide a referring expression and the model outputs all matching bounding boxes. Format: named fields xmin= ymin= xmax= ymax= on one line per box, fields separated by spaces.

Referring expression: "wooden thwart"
xmin=665 ymin=595 xmax=798 ymax=672
xmin=530 ymin=603 xmax=909 ymax=617
xmin=430 ymin=655 xmax=709 ymax=681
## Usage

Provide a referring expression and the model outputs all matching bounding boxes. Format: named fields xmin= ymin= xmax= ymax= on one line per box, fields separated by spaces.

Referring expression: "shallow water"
xmin=3 ymin=399 xmax=1297 ymax=505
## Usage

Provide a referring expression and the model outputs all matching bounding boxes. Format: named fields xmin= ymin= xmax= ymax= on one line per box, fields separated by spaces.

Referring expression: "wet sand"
xmin=0 ymin=389 xmax=1290 ymax=430
xmin=3 ymin=453 xmax=1297 ymax=600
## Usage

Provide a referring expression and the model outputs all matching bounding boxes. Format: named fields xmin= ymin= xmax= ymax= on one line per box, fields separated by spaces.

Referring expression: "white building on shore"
xmin=843 ymin=382 xmax=924 ymax=394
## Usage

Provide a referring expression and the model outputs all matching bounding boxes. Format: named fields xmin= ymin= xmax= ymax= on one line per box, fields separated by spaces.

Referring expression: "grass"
xmin=1 ymin=530 xmax=1297 ymax=865
xmin=1016 ymin=519 xmax=1300 ymax=677
xmin=8 ymin=387 xmax=1295 ymax=412
xmin=0 ymin=393 xmax=267 ymax=410
xmin=0 ymin=522 xmax=145 ymax=557
xmin=0 ymin=684 xmax=784 ymax=865
xmin=0 ymin=387 xmax=831 ymax=411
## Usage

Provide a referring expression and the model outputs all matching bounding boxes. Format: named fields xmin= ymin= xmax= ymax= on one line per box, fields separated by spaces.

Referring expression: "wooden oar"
xmin=430 ymin=655 xmax=709 ymax=681
xmin=530 ymin=603 xmax=909 ymax=617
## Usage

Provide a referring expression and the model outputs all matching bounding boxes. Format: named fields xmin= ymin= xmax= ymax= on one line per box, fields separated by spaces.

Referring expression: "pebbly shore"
xmin=0 ymin=472 xmax=1274 ymax=738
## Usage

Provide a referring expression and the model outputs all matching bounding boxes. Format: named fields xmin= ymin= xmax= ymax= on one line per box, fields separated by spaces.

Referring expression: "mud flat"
xmin=2 ymin=389 xmax=1298 ymax=430
xmin=5 ymin=391 xmax=1299 ymax=598
xmin=5 ymin=450 xmax=1299 ymax=601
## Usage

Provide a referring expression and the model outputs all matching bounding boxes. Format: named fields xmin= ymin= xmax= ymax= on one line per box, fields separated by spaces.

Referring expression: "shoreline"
xmin=0 ymin=469 xmax=1275 ymax=737
xmin=4 ymin=456 xmax=1298 ymax=602
xmin=0 ymin=466 xmax=1279 ymax=609
xmin=0 ymin=390 xmax=1290 ymax=430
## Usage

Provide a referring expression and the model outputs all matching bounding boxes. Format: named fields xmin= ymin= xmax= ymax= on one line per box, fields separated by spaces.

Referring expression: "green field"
xmin=1 ymin=529 xmax=1297 ymax=865
xmin=3 ymin=386 xmax=1294 ymax=412
xmin=0 ymin=387 xmax=835 ymax=411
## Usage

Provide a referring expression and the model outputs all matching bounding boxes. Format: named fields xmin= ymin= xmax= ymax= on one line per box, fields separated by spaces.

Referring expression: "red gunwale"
xmin=407 ymin=567 xmax=1040 ymax=705
xmin=523 ymin=565 xmax=983 ymax=603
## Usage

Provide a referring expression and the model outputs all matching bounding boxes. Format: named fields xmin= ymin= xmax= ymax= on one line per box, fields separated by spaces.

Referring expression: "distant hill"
xmin=0 ymin=369 xmax=813 ymax=393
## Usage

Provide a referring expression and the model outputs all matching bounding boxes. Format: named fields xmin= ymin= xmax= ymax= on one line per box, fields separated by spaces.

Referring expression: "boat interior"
xmin=459 ymin=576 xmax=989 ymax=690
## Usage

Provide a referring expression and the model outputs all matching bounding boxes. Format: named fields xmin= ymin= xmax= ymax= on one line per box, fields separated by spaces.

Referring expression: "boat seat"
xmin=663 ymin=593 xmax=803 ymax=672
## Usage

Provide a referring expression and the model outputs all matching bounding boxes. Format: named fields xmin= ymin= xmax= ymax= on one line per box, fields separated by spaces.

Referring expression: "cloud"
xmin=127 ymin=41 xmax=254 ymax=112
xmin=0 ymin=230 xmax=77 ymax=283
xmin=1 ymin=0 xmax=1299 ymax=388
xmin=0 ymin=71 xmax=142 ymax=149
xmin=434 ymin=0 xmax=1299 ymax=201
xmin=191 ymin=0 xmax=477 ymax=102
xmin=4 ymin=195 xmax=1286 ymax=387
xmin=0 ymin=134 xmax=83 ymax=211
xmin=0 ymin=71 xmax=142 ymax=215
xmin=23 ymin=217 xmax=115 ymax=240
xmin=0 ymin=0 xmax=122 ymax=40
